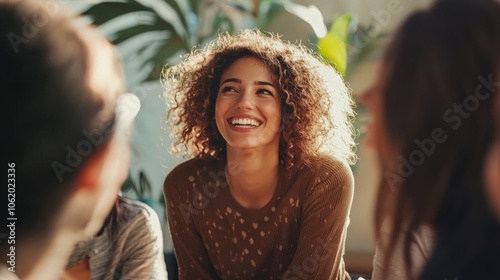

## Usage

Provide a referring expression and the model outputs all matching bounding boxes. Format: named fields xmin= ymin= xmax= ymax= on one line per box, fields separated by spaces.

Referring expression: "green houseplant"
xmin=121 ymin=170 xmax=155 ymax=206
xmin=315 ymin=13 xmax=387 ymax=79
xmin=81 ymin=0 xmax=287 ymax=83
xmin=81 ymin=0 xmax=385 ymax=208
xmin=81 ymin=0 xmax=331 ymax=207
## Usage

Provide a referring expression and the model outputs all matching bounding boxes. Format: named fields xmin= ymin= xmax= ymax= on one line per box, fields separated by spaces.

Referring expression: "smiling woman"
xmin=163 ymin=29 xmax=356 ymax=280
xmin=215 ymin=57 xmax=282 ymax=164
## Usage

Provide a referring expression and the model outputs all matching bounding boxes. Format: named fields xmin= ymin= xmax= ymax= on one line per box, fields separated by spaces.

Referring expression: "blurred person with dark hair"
xmin=0 ymin=0 xmax=140 ymax=279
xmin=485 ymin=69 xmax=500 ymax=221
xmin=362 ymin=0 xmax=500 ymax=279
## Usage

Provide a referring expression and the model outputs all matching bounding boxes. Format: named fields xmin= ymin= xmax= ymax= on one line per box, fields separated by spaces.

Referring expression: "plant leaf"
xmin=141 ymin=35 xmax=187 ymax=81
xmin=81 ymin=0 xmax=289 ymax=85
xmin=121 ymin=173 xmax=140 ymax=197
xmin=282 ymin=0 xmax=326 ymax=38
xmin=317 ymin=14 xmax=353 ymax=76
xmin=163 ymin=0 xmax=190 ymax=30
xmin=111 ymin=22 xmax=169 ymax=45
xmin=257 ymin=0 xmax=284 ymax=29
xmin=329 ymin=13 xmax=352 ymax=41
xmin=139 ymin=170 xmax=152 ymax=197
xmin=82 ymin=2 xmax=149 ymax=26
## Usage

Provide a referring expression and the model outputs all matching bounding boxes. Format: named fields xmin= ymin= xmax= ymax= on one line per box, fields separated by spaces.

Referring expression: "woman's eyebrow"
xmin=254 ymin=81 xmax=276 ymax=88
xmin=220 ymin=78 xmax=276 ymax=88
xmin=220 ymin=78 xmax=241 ymax=85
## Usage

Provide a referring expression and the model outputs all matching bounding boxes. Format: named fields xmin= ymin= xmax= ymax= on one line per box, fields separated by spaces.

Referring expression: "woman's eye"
xmin=257 ymin=89 xmax=273 ymax=96
xmin=220 ymin=86 xmax=236 ymax=93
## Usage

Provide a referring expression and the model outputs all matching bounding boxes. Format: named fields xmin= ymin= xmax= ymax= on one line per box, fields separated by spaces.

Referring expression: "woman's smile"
xmin=215 ymin=56 xmax=281 ymax=150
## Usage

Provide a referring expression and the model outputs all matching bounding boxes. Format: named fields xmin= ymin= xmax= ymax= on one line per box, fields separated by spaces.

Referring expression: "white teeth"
xmin=231 ymin=118 xmax=261 ymax=127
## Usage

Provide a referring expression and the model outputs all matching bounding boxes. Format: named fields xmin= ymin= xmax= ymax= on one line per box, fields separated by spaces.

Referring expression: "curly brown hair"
xmin=164 ymin=29 xmax=356 ymax=168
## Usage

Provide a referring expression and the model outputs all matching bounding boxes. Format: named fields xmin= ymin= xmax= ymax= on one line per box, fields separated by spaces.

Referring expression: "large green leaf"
xmin=140 ymin=35 xmax=187 ymax=81
xmin=162 ymin=0 xmax=190 ymax=30
xmin=188 ymin=0 xmax=202 ymax=15
xmin=131 ymin=1 xmax=190 ymax=42
xmin=111 ymin=21 xmax=176 ymax=45
xmin=82 ymin=2 xmax=149 ymax=26
xmin=257 ymin=0 xmax=284 ymax=29
xmin=82 ymin=0 xmax=289 ymax=85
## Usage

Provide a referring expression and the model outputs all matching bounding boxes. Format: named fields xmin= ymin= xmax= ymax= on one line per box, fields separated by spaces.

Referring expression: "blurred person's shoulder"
xmin=0 ymin=264 xmax=19 ymax=280
xmin=118 ymin=197 xmax=159 ymax=223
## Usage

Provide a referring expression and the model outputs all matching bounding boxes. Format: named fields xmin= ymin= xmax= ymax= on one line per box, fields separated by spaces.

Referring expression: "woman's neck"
xmin=226 ymin=146 xmax=279 ymax=210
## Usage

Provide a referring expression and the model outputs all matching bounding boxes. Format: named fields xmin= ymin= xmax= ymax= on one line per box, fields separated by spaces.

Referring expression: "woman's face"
xmin=215 ymin=56 xmax=282 ymax=152
xmin=485 ymin=95 xmax=500 ymax=219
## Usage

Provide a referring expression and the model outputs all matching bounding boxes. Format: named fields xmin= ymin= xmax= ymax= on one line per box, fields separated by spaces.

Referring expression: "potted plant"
xmin=121 ymin=170 xmax=155 ymax=207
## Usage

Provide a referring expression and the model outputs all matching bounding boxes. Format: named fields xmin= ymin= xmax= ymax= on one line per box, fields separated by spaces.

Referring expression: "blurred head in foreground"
xmin=0 ymin=0 xmax=139 ymax=278
xmin=484 ymin=66 xmax=500 ymax=220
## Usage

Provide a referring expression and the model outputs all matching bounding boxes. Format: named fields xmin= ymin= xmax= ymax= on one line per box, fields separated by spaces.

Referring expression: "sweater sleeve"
xmin=282 ymin=159 xmax=354 ymax=280
xmin=164 ymin=168 xmax=219 ymax=280
xmin=118 ymin=201 xmax=168 ymax=280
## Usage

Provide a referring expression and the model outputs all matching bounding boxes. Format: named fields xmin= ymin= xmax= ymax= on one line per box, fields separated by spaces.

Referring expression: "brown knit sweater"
xmin=164 ymin=155 xmax=353 ymax=280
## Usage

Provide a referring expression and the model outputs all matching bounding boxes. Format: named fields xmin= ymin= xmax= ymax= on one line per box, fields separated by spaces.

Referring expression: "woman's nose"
xmin=236 ymin=91 xmax=254 ymax=111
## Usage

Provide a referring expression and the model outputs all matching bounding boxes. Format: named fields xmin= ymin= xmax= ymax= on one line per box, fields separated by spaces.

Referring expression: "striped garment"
xmin=66 ymin=197 xmax=167 ymax=280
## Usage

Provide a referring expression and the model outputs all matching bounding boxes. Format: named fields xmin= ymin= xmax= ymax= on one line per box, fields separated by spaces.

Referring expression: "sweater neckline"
xmin=217 ymin=159 xmax=286 ymax=218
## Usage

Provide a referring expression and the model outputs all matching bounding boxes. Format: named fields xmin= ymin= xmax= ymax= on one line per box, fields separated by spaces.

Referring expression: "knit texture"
xmin=165 ymin=155 xmax=353 ymax=280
